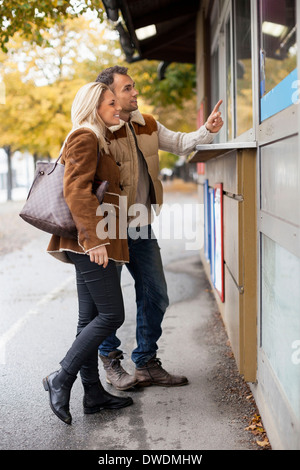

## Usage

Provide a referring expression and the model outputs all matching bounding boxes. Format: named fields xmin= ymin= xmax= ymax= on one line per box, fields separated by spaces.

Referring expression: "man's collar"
xmin=108 ymin=109 xmax=145 ymax=132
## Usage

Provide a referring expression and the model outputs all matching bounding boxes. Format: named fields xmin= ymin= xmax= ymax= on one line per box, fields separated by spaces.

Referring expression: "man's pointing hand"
xmin=205 ymin=99 xmax=224 ymax=133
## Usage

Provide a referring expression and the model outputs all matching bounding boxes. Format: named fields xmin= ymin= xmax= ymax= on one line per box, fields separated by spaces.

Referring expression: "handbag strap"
xmin=47 ymin=152 xmax=63 ymax=175
xmin=47 ymin=144 xmax=101 ymax=176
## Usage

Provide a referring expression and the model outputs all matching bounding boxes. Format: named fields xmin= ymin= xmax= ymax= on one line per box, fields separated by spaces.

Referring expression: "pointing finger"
xmin=212 ymin=99 xmax=223 ymax=113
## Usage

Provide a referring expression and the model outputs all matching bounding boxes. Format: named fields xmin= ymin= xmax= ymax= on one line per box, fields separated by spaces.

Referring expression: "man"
xmin=96 ymin=66 xmax=223 ymax=391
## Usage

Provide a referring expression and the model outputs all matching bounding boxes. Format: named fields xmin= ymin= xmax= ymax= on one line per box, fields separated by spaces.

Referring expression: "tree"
xmin=0 ymin=0 xmax=197 ymax=113
xmin=0 ymin=0 xmax=104 ymax=52
xmin=0 ymin=16 xmax=115 ymax=159
xmin=0 ymin=13 xmax=199 ymax=200
xmin=8 ymin=16 xmax=115 ymax=85
xmin=128 ymin=61 xmax=196 ymax=110
xmin=0 ymin=70 xmax=88 ymax=157
xmin=0 ymin=70 xmax=30 ymax=199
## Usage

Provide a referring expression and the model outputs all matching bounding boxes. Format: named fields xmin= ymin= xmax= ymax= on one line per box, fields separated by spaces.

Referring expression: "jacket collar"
xmin=108 ymin=109 xmax=145 ymax=133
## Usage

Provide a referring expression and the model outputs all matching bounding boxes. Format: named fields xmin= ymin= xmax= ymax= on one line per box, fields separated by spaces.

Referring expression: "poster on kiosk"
xmin=209 ymin=187 xmax=215 ymax=285
xmin=214 ymin=183 xmax=224 ymax=302
xmin=204 ymin=180 xmax=224 ymax=303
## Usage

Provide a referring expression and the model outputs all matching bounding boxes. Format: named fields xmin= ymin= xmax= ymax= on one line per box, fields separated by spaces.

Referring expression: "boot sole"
xmin=106 ymin=378 xmax=139 ymax=391
xmin=42 ymin=377 xmax=72 ymax=425
xmin=83 ymin=397 xmax=133 ymax=414
xmin=137 ymin=380 xmax=189 ymax=387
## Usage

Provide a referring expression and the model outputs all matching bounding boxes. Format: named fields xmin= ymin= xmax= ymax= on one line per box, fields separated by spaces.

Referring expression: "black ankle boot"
xmin=43 ymin=369 xmax=77 ymax=424
xmin=83 ymin=380 xmax=133 ymax=414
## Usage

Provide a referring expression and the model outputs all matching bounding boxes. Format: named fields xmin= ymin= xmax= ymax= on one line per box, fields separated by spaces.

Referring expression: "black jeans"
xmin=60 ymin=252 xmax=124 ymax=384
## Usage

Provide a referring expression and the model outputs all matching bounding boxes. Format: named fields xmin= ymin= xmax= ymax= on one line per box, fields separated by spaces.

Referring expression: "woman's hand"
xmin=89 ymin=245 xmax=108 ymax=267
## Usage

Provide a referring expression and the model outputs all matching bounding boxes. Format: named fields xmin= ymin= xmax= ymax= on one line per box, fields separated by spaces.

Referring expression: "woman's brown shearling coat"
xmin=47 ymin=128 xmax=129 ymax=264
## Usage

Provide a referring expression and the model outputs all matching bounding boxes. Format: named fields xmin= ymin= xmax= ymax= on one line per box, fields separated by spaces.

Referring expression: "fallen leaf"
xmin=256 ymin=439 xmax=270 ymax=448
xmin=245 ymin=424 xmax=257 ymax=431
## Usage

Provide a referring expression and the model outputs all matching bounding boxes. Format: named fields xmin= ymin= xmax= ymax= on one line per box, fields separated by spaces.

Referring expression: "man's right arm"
xmin=157 ymin=122 xmax=215 ymax=157
xmin=157 ymin=99 xmax=223 ymax=157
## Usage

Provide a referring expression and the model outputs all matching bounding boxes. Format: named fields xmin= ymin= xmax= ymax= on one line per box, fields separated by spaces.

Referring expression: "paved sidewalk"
xmin=0 ymin=199 xmax=41 ymax=255
xmin=0 ymin=188 xmax=263 ymax=450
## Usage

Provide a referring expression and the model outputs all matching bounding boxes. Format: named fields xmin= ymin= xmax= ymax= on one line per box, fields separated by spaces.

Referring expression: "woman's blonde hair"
xmin=70 ymin=81 xmax=110 ymax=152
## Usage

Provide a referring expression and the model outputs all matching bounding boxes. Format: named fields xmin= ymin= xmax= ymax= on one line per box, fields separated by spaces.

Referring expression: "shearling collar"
xmin=108 ymin=109 xmax=145 ymax=133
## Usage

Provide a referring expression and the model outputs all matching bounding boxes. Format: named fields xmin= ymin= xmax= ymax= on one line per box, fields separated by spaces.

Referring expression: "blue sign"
xmin=203 ymin=181 xmax=224 ymax=302
xmin=260 ymin=68 xmax=298 ymax=121
xmin=209 ymin=187 xmax=215 ymax=285
xmin=204 ymin=180 xmax=210 ymax=262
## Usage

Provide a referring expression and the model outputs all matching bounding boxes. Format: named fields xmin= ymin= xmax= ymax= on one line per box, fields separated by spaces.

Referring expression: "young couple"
xmin=43 ymin=66 xmax=223 ymax=424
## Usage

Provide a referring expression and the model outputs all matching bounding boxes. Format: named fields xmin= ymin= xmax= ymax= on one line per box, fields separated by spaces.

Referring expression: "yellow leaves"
xmin=0 ymin=1 xmax=105 ymax=52
xmin=0 ymin=69 xmax=79 ymax=157
xmin=256 ymin=438 xmax=270 ymax=448
xmin=245 ymin=413 xmax=271 ymax=449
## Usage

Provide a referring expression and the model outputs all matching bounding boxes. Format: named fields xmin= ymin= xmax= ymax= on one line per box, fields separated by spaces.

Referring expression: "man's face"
xmin=111 ymin=73 xmax=138 ymax=114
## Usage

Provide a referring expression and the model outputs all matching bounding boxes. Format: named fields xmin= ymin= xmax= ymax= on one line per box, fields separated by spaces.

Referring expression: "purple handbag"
xmin=19 ymin=151 xmax=109 ymax=239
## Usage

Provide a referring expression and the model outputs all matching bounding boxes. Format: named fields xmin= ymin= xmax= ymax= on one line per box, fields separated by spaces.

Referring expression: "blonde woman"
xmin=43 ymin=82 xmax=133 ymax=425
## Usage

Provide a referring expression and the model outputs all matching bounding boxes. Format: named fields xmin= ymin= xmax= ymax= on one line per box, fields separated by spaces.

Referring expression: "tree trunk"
xmin=4 ymin=145 xmax=12 ymax=201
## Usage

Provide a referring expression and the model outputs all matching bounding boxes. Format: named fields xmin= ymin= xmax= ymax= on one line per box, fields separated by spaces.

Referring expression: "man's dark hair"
xmin=96 ymin=66 xmax=128 ymax=88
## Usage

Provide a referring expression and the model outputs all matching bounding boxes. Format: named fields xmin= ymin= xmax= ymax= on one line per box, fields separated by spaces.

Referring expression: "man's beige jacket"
xmin=107 ymin=110 xmax=215 ymax=214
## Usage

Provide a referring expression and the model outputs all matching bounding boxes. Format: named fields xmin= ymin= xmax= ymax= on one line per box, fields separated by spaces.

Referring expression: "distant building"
xmin=0 ymin=149 xmax=34 ymax=201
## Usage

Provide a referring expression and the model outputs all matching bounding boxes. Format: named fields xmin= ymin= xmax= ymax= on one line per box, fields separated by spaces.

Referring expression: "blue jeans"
xmin=98 ymin=225 xmax=169 ymax=368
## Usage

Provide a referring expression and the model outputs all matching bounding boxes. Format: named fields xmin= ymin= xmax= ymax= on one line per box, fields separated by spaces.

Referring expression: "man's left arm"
xmin=158 ymin=100 xmax=223 ymax=157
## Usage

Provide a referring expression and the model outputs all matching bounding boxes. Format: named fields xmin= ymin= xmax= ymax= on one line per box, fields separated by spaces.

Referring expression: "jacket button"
xmin=116 ymin=161 xmax=121 ymax=166
xmin=119 ymin=183 xmax=124 ymax=191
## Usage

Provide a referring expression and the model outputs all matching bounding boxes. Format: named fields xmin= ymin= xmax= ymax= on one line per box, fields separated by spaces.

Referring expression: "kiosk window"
xmin=234 ymin=0 xmax=253 ymax=136
xmin=226 ymin=16 xmax=232 ymax=141
xmin=259 ymin=0 xmax=297 ymax=121
xmin=211 ymin=48 xmax=220 ymax=143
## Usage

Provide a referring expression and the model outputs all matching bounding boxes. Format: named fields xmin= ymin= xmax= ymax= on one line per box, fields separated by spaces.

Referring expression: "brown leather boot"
xmin=134 ymin=357 xmax=189 ymax=387
xmin=99 ymin=351 xmax=138 ymax=391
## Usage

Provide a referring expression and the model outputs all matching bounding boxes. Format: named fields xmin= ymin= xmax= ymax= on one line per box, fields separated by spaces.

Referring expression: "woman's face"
xmin=97 ymin=89 xmax=121 ymax=126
